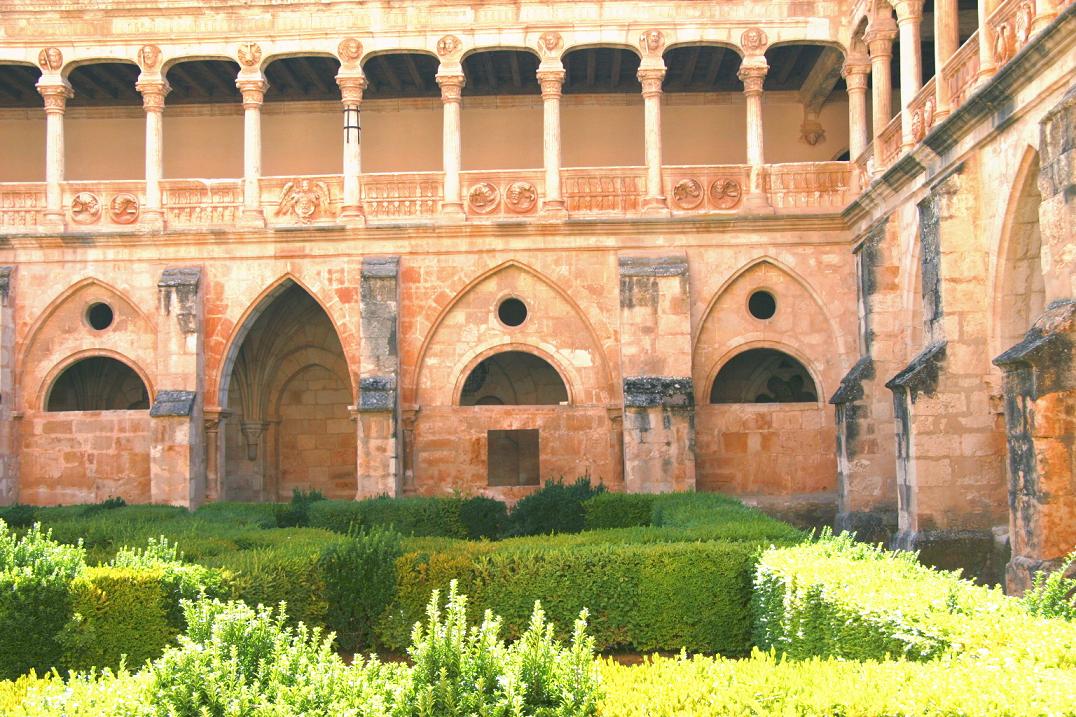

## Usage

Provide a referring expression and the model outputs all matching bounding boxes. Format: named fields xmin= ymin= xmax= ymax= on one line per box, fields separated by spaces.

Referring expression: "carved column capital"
xmin=865 ymin=25 xmax=898 ymax=58
xmin=842 ymin=62 xmax=872 ymax=92
xmin=36 ymin=82 xmax=73 ymax=114
xmin=537 ymin=67 xmax=565 ymax=98
xmin=336 ymin=74 xmax=368 ymax=105
xmin=235 ymin=77 xmax=267 ymax=109
xmin=136 ymin=78 xmax=171 ymax=112
xmin=637 ymin=67 xmax=666 ymax=97
xmin=436 ymin=72 xmax=466 ymax=102
xmin=892 ymin=0 xmax=925 ymax=23
xmin=737 ymin=63 xmax=768 ymax=96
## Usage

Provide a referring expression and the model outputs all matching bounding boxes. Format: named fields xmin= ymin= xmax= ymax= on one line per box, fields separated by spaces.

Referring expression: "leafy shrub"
xmin=320 ymin=526 xmax=403 ymax=651
xmin=597 ymin=650 xmax=1076 ymax=717
xmin=148 ymin=599 xmax=401 ymax=717
xmin=4 ymin=668 xmax=151 ymax=717
xmin=0 ymin=521 xmax=86 ymax=679
xmin=459 ymin=496 xmax=508 ymax=540
xmin=193 ymin=501 xmax=281 ymax=529
xmin=403 ymin=581 xmax=600 ymax=717
xmin=308 ymin=496 xmax=468 ymax=538
xmin=274 ymin=489 xmax=326 ymax=528
xmin=1023 ymin=550 xmax=1076 ymax=621
xmin=506 ymin=478 xmax=605 ymax=537
xmin=79 ymin=497 xmax=126 ymax=517
xmin=582 ymin=493 xmax=654 ymax=530
xmin=0 ymin=504 xmax=37 ymax=529
xmin=753 ymin=530 xmax=1076 ymax=666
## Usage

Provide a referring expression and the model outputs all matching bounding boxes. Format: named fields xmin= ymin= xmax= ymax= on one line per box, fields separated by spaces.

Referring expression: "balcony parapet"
xmin=0 ymin=161 xmax=857 ymax=235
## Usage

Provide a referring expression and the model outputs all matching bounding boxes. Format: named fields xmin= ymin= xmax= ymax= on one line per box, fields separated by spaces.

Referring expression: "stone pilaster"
xmin=618 ymin=255 xmax=696 ymax=493
xmin=0 ymin=267 xmax=16 ymax=505
xmin=994 ymin=86 xmax=1076 ymax=593
xmin=886 ymin=166 xmax=1009 ymax=581
xmin=356 ymin=257 xmax=401 ymax=498
xmin=151 ymin=267 xmax=205 ymax=507
xmin=830 ymin=218 xmax=900 ymax=543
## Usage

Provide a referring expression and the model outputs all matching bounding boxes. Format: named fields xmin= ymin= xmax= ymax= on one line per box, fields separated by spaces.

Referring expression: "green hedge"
xmin=753 ymin=531 xmax=1076 ymax=666
xmin=307 ymin=496 xmax=469 ymax=538
xmin=582 ymin=493 xmax=654 ymax=530
xmin=598 ymin=651 xmax=1076 ymax=716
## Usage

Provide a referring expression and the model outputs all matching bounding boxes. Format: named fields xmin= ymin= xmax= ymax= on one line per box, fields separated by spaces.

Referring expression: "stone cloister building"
xmin=0 ymin=0 xmax=1072 ymax=589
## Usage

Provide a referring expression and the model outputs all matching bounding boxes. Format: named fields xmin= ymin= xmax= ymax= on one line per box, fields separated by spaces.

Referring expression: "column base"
xmin=440 ymin=202 xmax=466 ymax=223
xmin=641 ymin=196 xmax=671 ymax=215
xmin=739 ymin=191 xmax=775 ymax=215
xmin=339 ymin=206 xmax=367 ymax=227
xmin=238 ymin=208 xmax=266 ymax=228
xmin=891 ymin=528 xmax=1008 ymax=585
xmin=142 ymin=209 xmax=166 ymax=231
xmin=42 ymin=210 xmax=65 ymax=232
xmin=539 ymin=199 xmax=568 ymax=220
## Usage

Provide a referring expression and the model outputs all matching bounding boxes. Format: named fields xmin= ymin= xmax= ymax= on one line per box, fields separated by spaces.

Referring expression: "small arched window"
xmin=460 ymin=351 xmax=568 ymax=406
xmin=710 ymin=348 xmax=818 ymax=404
xmin=46 ymin=356 xmax=150 ymax=411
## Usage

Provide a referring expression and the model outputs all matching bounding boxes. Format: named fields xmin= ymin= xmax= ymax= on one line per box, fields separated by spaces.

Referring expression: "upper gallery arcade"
xmin=0 ymin=0 xmax=1074 ymax=594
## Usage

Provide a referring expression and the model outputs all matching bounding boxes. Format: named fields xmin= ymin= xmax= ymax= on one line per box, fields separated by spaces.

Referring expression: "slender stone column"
xmin=842 ymin=60 xmax=872 ymax=161
xmin=977 ymin=0 xmax=998 ymax=84
xmin=738 ymin=62 xmax=772 ymax=212
xmin=537 ymin=65 xmax=567 ymax=217
xmin=436 ymin=71 xmax=466 ymax=221
xmin=933 ymin=0 xmax=959 ymax=119
xmin=36 ymin=81 xmax=72 ymax=228
xmin=894 ymin=0 xmax=924 ymax=149
xmin=236 ymin=76 xmax=268 ymax=227
xmin=0 ymin=268 xmax=16 ymax=505
xmin=865 ymin=24 xmax=897 ymax=137
xmin=637 ymin=66 xmax=669 ymax=213
xmin=336 ymin=73 xmax=368 ymax=224
xmin=136 ymin=77 xmax=170 ymax=227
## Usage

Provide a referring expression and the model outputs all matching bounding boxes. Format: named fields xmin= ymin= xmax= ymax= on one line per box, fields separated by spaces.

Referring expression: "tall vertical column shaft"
xmin=638 ymin=66 xmax=669 ymax=213
xmin=137 ymin=78 xmax=170 ymax=226
xmin=843 ymin=62 xmax=872 ymax=161
xmin=436 ymin=71 xmax=466 ymax=220
xmin=236 ymin=77 xmax=267 ymax=226
xmin=337 ymin=74 xmax=368 ymax=224
xmin=738 ymin=62 xmax=772 ymax=212
xmin=895 ymin=0 xmax=924 ymax=149
xmin=37 ymin=81 xmax=72 ymax=227
xmin=537 ymin=65 xmax=567 ymax=217
xmin=866 ymin=28 xmax=896 ymax=138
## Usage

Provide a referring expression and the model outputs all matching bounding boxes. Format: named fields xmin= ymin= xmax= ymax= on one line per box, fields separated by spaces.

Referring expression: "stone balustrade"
xmin=0 ymin=162 xmax=856 ymax=232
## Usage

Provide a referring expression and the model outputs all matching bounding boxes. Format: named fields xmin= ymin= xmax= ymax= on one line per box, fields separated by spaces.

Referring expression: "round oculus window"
xmin=497 ymin=297 xmax=528 ymax=327
xmin=86 ymin=302 xmax=115 ymax=331
xmin=748 ymin=290 xmax=776 ymax=320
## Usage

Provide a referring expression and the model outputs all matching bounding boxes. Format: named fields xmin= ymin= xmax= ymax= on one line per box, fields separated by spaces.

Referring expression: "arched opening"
xmin=163 ymin=59 xmax=242 ymax=178
xmin=710 ymin=348 xmax=818 ymax=404
xmin=221 ymin=281 xmax=355 ymax=501
xmin=561 ymin=47 xmax=643 ymax=168
xmin=661 ymin=43 xmax=745 ymax=165
xmin=0 ymin=63 xmax=44 ymax=182
xmin=998 ymin=154 xmax=1045 ymax=350
xmin=46 ymin=356 xmax=149 ymax=411
xmin=262 ymin=55 xmax=341 ymax=176
xmin=63 ymin=62 xmax=143 ymax=181
xmin=460 ymin=350 xmax=569 ymax=406
xmin=359 ymin=52 xmax=441 ymax=173
xmin=459 ymin=50 xmax=541 ymax=170
xmin=763 ymin=44 xmax=849 ymax=162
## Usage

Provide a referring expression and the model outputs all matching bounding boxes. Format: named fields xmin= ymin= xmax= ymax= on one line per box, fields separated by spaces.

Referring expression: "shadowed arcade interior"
xmin=710 ymin=348 xmax=818 ymax=404
xmin=46 ymin=356 xmax=149 ymax=412
xmin=460 ymin=351 xmax=569 ymax=406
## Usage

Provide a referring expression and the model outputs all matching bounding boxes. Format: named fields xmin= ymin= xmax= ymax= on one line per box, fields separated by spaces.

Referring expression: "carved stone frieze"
xmin=505 ymin=181 xmax=537 ymax=213
xmin=468 ymin=182 xmax=500 ymax=213
xmin=137 ymin=44 xmax=162 ymax=71
xmin=109 ymin=193 xmax=140 ymax=224
xmin=709 ymin=178 xmax=742 ymax=209
xmin=38 ymin=47 xmax=63 ymax=72
xmin=70 ymin=192 xmax=101 ymax=224
xmin=740 ymin=27 xmax=768 ymax=54
xmin=338 ymin=37 xmax=363 ymax=66
xmin=639 ymin=29 xmax=665 ymax=57
xmin=672 ymin=179 xmax=703 ymax=209
xmin=538 ymin=31 xmax=563 ymax=58
xmin=276 ymin=179 xmax=331 ymax=223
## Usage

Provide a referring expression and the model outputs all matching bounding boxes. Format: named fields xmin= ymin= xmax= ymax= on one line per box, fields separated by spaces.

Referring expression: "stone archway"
xmin=220 ymin=281 xmax=355 ymax=501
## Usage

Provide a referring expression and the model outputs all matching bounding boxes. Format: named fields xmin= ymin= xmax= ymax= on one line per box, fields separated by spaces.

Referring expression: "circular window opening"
xmin=497 ymin=298 xmax=528 ymax=327
xmin=86 ymin=302 xmax=115 ymax=331
xmin=748 ymin=290 xmax=776 ymax=320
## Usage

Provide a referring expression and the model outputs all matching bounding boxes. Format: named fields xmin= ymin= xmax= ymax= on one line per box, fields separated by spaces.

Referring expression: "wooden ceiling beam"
xmin=678 ymin=46 xmax=701 ymax=88
xmin=269 ymin=61 xmax=303 ymax=94
xmin=166 ymin=65 xmax=209 ymax=98
xmin=377 ymin=56 xmax=403 ymax=91
xmin=703 ymin=47 xmax=726 ymax=87
xmin=295 ymin=57 xmax=333 ymax=95
xmin=774 ymin=46 xmax=805 ymax=86
xmin=482 ymin=53 xmax=499 ymax=91
xmin=585 ymin=50 xmax=597 ymax=88
xmin=402 ymin=54 xmax=427 ymax=91
xmin=610 ymin=50 xmax=622 ymax=89
xmin=509 ymin=52 xmax=522 ymax=88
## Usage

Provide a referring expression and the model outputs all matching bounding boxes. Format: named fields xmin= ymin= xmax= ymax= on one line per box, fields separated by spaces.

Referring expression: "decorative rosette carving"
xmin=70 ymin=193 xmax=101 ymax=224
xmin=468 ymin=182 xmax=500 ymax=214
xmin=709 ymin=178 xmax=742 ymax=209
xmin=237 ymin=42 xmax=262 ymax=68
xmin=109 ymin=193 xmax=140 ymax=224
xmin=672 ymin=179 xmax=704 ymax=210
xmin=505 ymin=182 xmax=537 ymax=213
